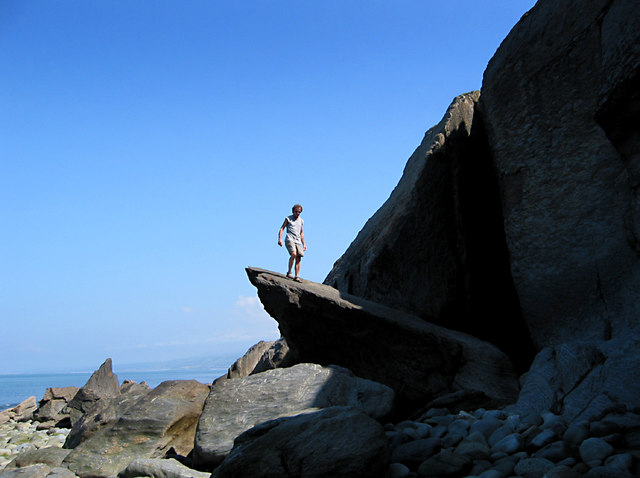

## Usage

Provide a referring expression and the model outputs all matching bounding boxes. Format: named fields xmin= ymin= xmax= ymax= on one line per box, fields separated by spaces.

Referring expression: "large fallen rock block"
xmin=212 ymin=407 xmax=389 ymax=478
xmin=193 ymin=363 xmax=394 ymax=469
xmin=62 ymin=380 xmax=209 ymax=478
xmin=246 ymin=267 xmax=519 ymax=413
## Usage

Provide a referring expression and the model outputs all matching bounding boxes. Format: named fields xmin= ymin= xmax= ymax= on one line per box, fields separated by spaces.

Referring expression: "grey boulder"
xmin=193 ymin=363 xmax=394 ymax=469
xmin=63 ymin=380 xmax=209 ymax=478
xmin=0 ymin=397 xmax=37 ymax=424
xmin=212 ymin=406 xmax=389 ymax=478
xmin=118 ymin=458 xmax=210 ymax=478
xmin=34 ymin=387 xmax=79 ymax=429
xmin=65 ymin=358 xmax=120 ymax=432
xmin=224 ymin=337 xmax=292 ymax=380
xmin=64 ymin=379 xmax=151 ymax=449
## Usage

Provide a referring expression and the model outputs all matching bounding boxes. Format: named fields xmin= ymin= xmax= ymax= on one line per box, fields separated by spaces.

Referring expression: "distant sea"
xmin=0 ymin=368 xmax=227 ymax=411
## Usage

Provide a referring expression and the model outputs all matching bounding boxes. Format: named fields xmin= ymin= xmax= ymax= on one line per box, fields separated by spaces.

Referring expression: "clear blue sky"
xmin=0 ymin=1 xmax=536 ymax=374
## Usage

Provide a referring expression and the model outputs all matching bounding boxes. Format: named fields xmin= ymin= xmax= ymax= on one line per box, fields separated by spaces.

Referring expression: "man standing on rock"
xmin=278 ymin=204 xmax=306 ymax=282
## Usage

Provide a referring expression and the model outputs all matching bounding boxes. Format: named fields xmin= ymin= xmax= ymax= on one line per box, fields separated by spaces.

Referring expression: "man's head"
xmin=292 ymin=204 xmax=303 ymax=215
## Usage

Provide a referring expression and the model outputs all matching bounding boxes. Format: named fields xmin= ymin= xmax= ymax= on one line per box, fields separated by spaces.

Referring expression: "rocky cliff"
xmin=322 ymin=0 xmax=640 ymax=417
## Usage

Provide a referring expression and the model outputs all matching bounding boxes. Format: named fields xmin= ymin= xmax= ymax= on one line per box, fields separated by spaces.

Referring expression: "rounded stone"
xmin=513 ymin=457 xmax=554 ymax=478
xmin=470 ymin=415 xmax=503 ymax=440
xmin=386 ymin=463 xmax=410 ymax=478
xmin=390 ymin=437 xmax=442 ymax=467
xmin=579 ymin=437 xmax=614 ymax=467
xmin=491 ymin=433 xmax=523 ymax=454
xmin=563 ymin=421 xmax=590 ymax=447
xmin=417 ymin=449 xmax=472 ymax=477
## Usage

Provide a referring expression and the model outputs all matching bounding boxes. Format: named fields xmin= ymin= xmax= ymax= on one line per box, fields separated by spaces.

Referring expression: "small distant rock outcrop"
xmin=246 ymin=267 xmax=519 ymax=412
xmin=0 ymin=398 xmax=37 ymax=425
xmin=65 ymin=358 xmax=120 ymax=435
xmin=225 ymin=337 xmax=292 ymax=380
xmin=33 ymin=388 xmax=79 ymax=429
xmin=193 ymin=363 xmax=394 ymax=469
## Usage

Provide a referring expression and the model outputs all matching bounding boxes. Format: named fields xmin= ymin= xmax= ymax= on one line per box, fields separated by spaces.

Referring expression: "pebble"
xmin=385 ymin=407 xmax=640 ymax=477
xmin=0 ymin=420 xmax=70 ymax=469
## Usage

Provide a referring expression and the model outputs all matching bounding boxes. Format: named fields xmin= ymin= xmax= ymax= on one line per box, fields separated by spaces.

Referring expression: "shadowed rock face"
xmin=323 ymin=92 xmax=535 ymax=373
xmin=246 ymin=267 xmax=519 ymax=415
xmin=211 ymin=407 xmax=390 ymax=478
xmin=480 ymin=0 xmax=640 ymax=348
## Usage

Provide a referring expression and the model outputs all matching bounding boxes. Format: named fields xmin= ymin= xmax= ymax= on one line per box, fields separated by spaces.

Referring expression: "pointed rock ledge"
xmin=246 ymin=267 xmax=519 ymax=412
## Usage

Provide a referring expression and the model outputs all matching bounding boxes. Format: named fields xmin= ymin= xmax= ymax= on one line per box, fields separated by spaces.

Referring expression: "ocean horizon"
xmin=0 ymin=368 xmax=228 ymax=411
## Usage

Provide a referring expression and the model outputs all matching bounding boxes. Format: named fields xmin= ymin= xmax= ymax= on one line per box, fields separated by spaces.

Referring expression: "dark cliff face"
xmin=324 ymin=0 xmax=640 ymax=367
xmin=324 ymin=92 xmax=535 ymax=373
xmin=481 ymin=0 xmax=640 ymax=348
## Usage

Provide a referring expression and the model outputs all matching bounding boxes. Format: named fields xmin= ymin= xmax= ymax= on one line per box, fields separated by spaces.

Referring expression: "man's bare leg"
xmin=288 ymin=253 xmax=297 ymax=276
xmin=295 ymin=256 xmax=301 ymax=278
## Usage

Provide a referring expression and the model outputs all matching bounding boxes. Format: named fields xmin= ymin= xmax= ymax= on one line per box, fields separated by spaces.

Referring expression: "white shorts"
xmin=285 ymin=240 xmax=304 ymax=257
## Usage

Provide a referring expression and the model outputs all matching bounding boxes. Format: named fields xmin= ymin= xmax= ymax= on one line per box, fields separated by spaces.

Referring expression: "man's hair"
xmin=292 ymin=204 xmax=303 ymax=213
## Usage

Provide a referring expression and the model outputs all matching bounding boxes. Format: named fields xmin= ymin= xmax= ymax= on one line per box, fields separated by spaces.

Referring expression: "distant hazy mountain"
xmin=115 ymin=353 xmax=240 ymax=373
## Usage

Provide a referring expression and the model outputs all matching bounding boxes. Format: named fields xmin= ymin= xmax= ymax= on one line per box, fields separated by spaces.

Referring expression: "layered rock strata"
xmin=246 ymin=267 xmax=519 ymax=413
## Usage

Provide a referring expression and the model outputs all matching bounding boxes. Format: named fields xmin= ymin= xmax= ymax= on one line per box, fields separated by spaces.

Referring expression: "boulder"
xmin=251 ymin=336 xmax=292 ymax=374
xmin=34 ymin=387 xmax=79 ymax=428
xmin=211 ymin=407 xmax=389 ymax=478
xmin=225 ymin=340 xmax=272 ymax=379
xmin=323 ymin=91 xmax=534 ymax=372
xmin=64 ymin=380 xmax=151 ymax=449
xmin=5 ymin=447 xmax=71 ymax=469
xmin=225 ymin=337 xmax=292 ymax=380
xmin=118 ymin=458 xmax=210 ymax=478
xmin=66 ymin=359 xmax=120 ymax=431
xmin=246 ymin=267 xmax=519 ymax=412
xmin=417 ymin=449 xmax=472 ymax=477
xmin=0 ymin=397 xmax=37 ymax=424
xmin=0 ymin=464 xmax=53 ymax=478
xmin=62 ymin=380 xmax=209 ymax=478
xmin=193 ymin=363 xmax=394 ymax=469
xmin=480 ymin=0 xmax=640 ymax=349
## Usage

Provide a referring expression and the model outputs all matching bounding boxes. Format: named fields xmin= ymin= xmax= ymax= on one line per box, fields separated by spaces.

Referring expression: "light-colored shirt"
xmin=285 ymin=215 xmax=304 ymax=244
